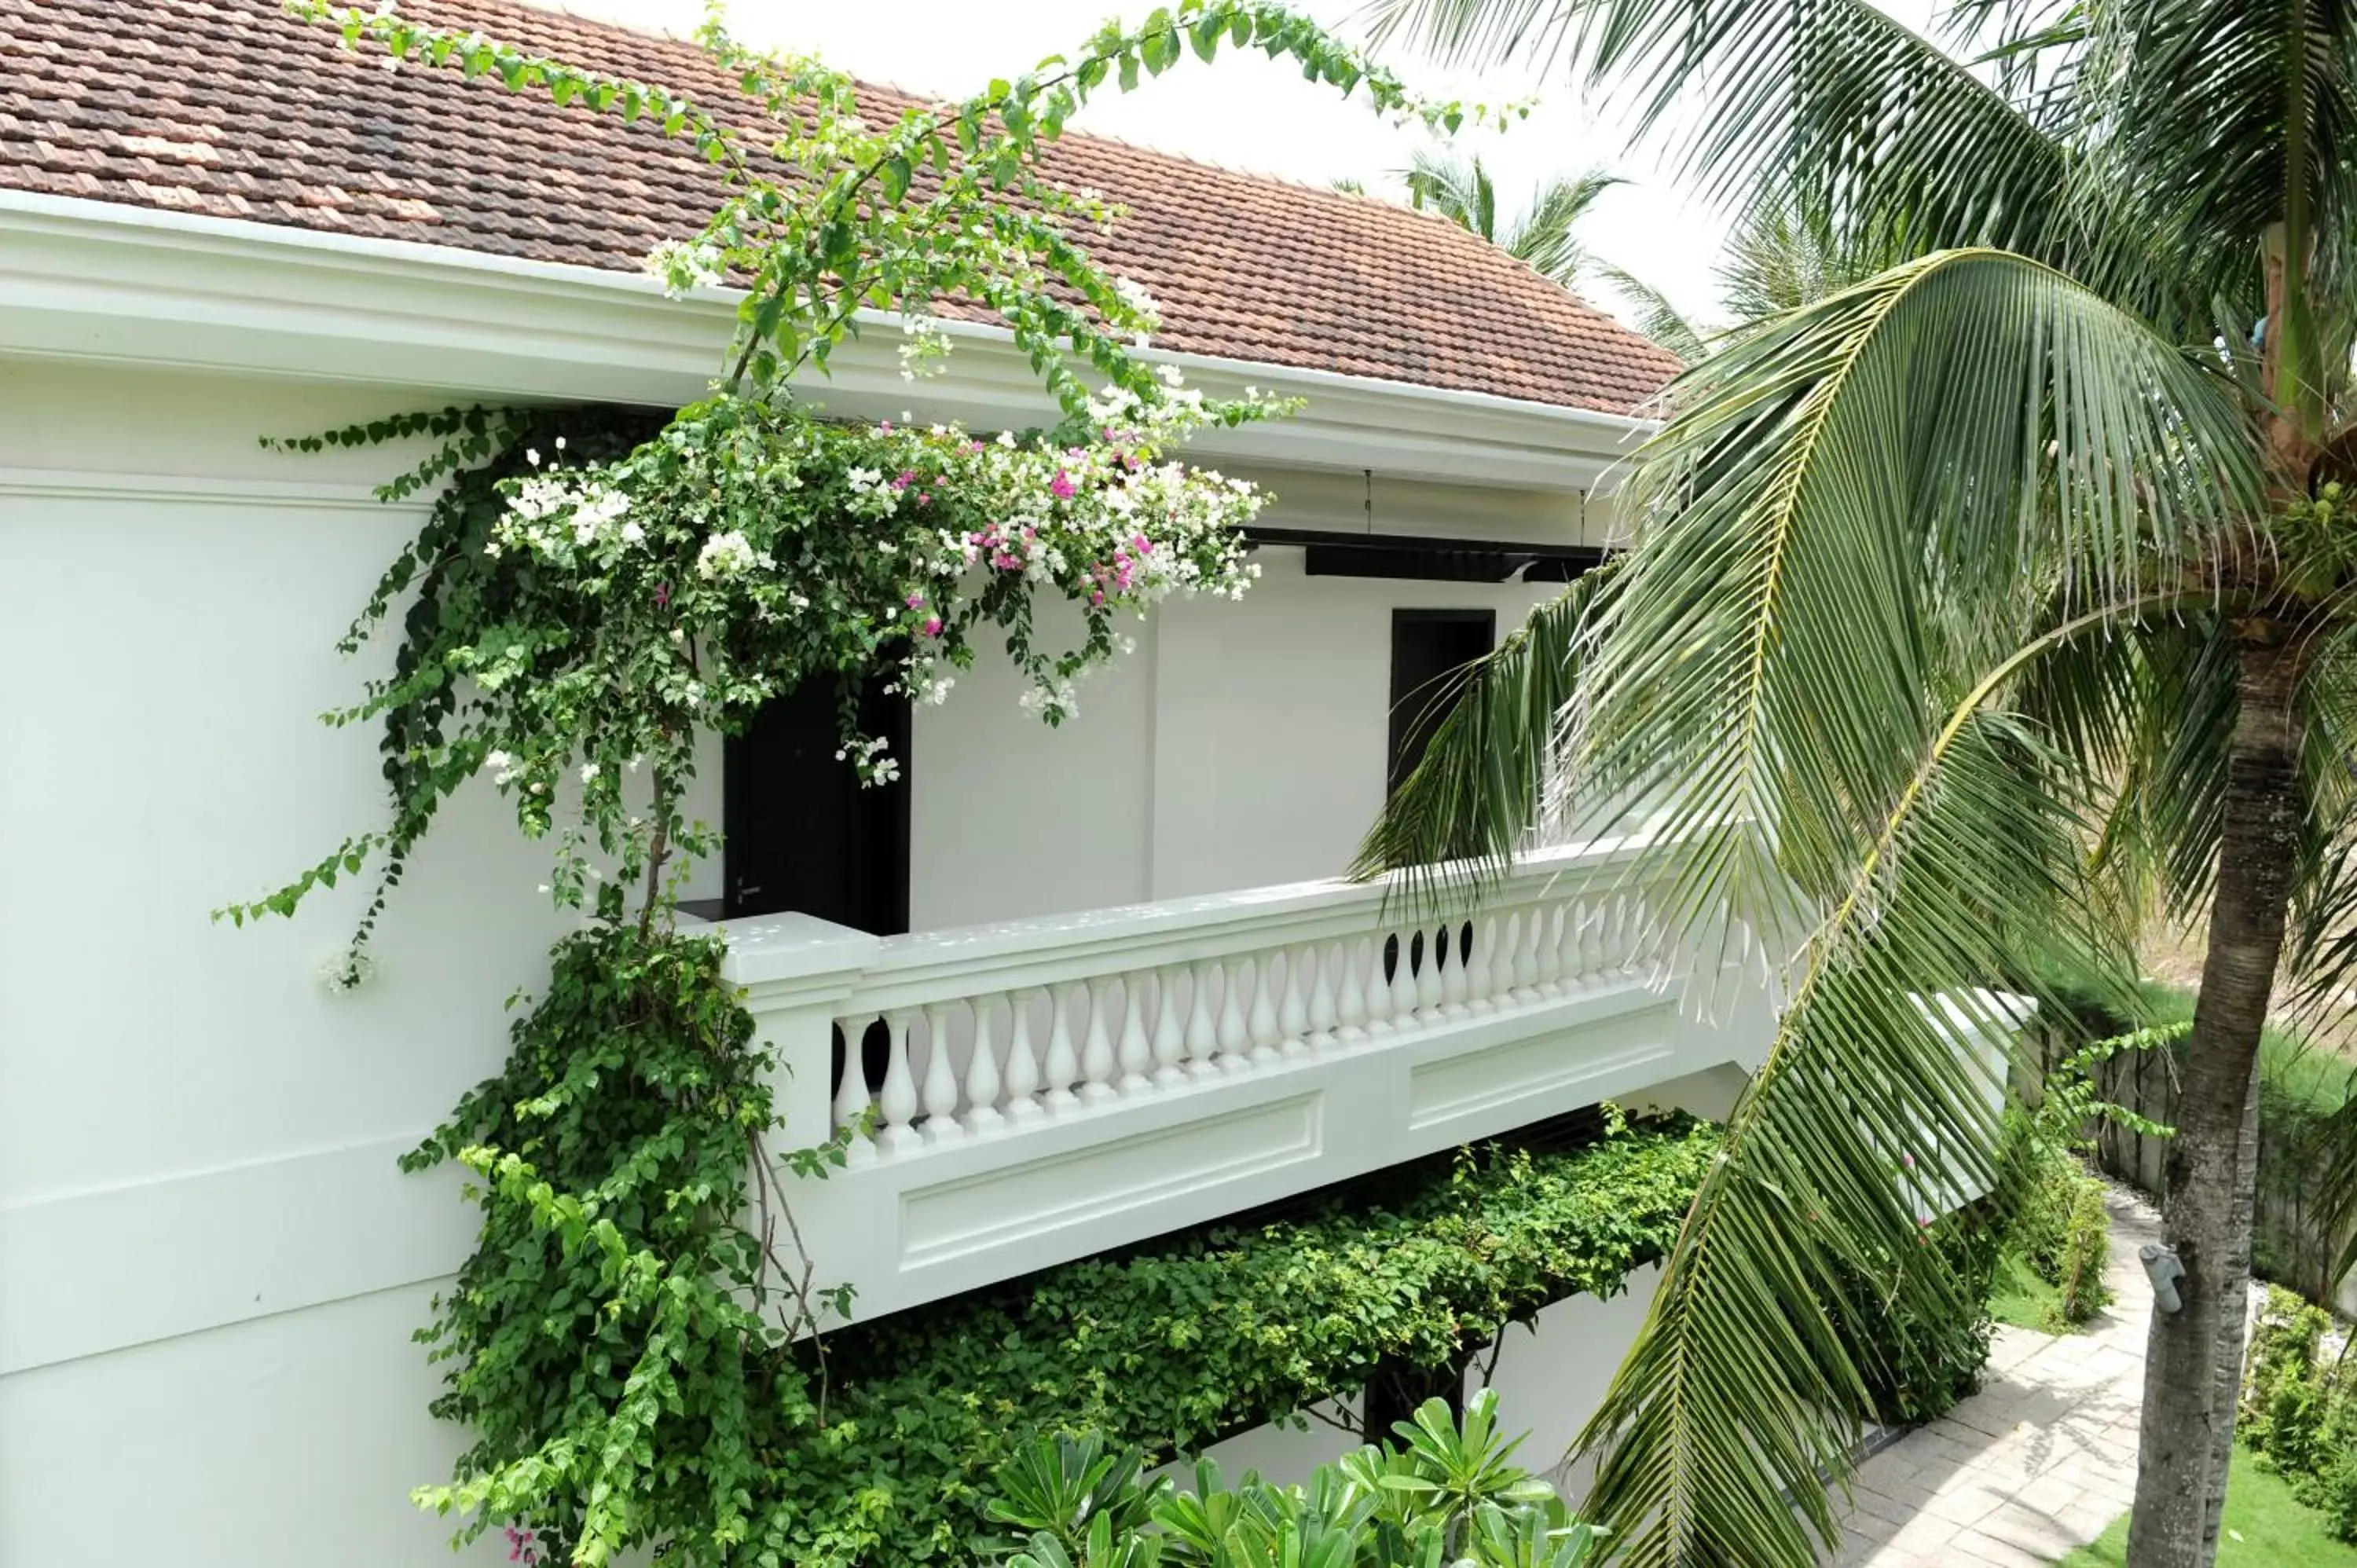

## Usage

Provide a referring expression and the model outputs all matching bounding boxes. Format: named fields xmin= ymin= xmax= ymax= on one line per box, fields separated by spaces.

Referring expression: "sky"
xmin=518 ymin=0 xmax=1776 ymax=328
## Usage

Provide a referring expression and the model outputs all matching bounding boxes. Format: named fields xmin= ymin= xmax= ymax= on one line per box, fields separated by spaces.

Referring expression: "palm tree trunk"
xmin=2197 ymin=1061 xmax=2260 ymax=1567
xmin=2127 ymin=634 xmax=2302 ymax=1567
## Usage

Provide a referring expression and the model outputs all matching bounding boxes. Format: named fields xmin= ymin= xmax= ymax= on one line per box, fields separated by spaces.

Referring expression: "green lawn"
xmin=1989 ymin=1247 xmax=2072 ymax=1335
xmin=2053 ymin=1449 xmax=2357 ymax=1565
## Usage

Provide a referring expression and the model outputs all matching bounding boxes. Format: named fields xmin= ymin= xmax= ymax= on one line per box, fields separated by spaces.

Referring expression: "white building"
xmin=0 ymin=2 xmax=1774 ymax=1563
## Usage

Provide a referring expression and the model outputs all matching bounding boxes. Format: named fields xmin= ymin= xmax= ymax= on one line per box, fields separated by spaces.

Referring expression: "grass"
xmin=1989 ymin=1247 xmax=2071 ymax=1335
xmin=2052 ymin=1448 xmax=2357 ymax=1566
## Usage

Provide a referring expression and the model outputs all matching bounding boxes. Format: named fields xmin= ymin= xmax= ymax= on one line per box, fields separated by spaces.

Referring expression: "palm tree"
xmin=1595 ymin=200 xmax=1895 ymax=360
xmin=1402 ymin=149 xmax=1622 ymax=288
xmin=1358 ymin=2 xmax=2357 ymax=1566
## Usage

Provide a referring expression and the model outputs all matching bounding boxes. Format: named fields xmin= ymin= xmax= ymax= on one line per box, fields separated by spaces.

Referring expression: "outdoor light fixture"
xmin=2140 ymin=1241 xmax=2186 ymax=1314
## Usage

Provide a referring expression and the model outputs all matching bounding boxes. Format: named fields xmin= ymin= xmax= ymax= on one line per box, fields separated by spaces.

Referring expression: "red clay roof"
xmin=0 ymin=0 xmax=1681 ymax=414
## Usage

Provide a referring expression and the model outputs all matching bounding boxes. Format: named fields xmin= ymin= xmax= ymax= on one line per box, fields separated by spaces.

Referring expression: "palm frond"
xmin=1352 ymin=562 xmax=1620 ymax=883
xmin=1593 ymin=262 xmax=1710 ymax=361
xmin=1365 ymin=0 xmax=2084 ymax=269
xmin=1582 ymin=610 xmax=2143 ymax=1566
xmin=1506 ymin=168 xmax=1626 ymax=285
xmin=1405 ymin=148 xmax=1501 ymax=242
xmin=1582 ymin=248 xmax=2256 ymax=929
xmin=1516 ymin=250 xmax=2256 ymax=1560
xmin=2088 ymin=0 xmax=2357 ymax=387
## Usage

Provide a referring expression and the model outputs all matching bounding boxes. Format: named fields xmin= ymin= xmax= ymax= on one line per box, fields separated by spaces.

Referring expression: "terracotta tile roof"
xmin=0 ymin=0 xmax=1681 ymax=413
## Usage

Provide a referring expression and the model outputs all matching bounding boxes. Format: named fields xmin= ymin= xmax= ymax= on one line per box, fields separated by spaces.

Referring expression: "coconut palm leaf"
xmin=1593 ymin=262 xmax=1709 ymax=361
xmin=1359 ymin=246 xmax=2259 ymax=1563
xmin=1352 ymin=562 xmax=1619 ymax=881
xmin=1365 ymin=0 xmax=2084 ymax=269
xmin=1510 ymin=168 xmax=1627 ymax=286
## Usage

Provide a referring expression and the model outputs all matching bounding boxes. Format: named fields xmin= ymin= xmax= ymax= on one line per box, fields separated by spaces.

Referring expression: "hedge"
xmin=767 ymin=1116 xmax=1721 ymax=1564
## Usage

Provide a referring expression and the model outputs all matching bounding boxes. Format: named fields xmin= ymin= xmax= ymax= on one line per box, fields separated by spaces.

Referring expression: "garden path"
xmin=1832 ymin=1185 xmax=2160 ymax=1567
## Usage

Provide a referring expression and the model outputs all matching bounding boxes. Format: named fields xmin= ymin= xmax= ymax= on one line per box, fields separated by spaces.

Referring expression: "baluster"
xmin=1003 ymin=988 xmax=1045 ymax=1124
xmin=1243 ymin=954 xmax=1282 ymax=1066
xmin=919 ymin=1002 xmax=965 ymax=1145
xmin=1615 ymin=896 xmax=1642 ymax=973
xmin=1414 ymin=926 xmax=1446 ymax=1018
xmin=1578 ymin=902 xmax=1606 ymax=980
xmin=876 ymin=1009 xmax=922 ymax=1155
xmin=1335 ymin=936 xmax=1370 ymax=1042
xmin=1186 ymin=959 xmax=1222 ymax=1079
xmin=832 ymin=1017 xmax=877 ymax=1163
xmin=1151 ymin=966 xmax=1189 ymax=1087
xmin=1551 ymin=899 xmax=1582 ymax=988
xmin=1306 ymin=942 xmax=1340 ymax=1051
xmin=1363 ymin=934 xmax=1396 ymax=1035
xmin=1534 ymin=903 xmax=1565 ymax=996
xmin=1464 ymin=916 xmax=1497 ymax=1014
xmin=1080 ymin=976 xmax=1120 ymax=1104
xmin=962 ymin=995 xmax=1006 ymax=1136
xmin=1216 ymin=955 xmax=1253 ymax=1069
xmin=1439 ymin=921 xmax=1470 ymax=1017
xmin=1043 ymin=984 xmax=1083 ymax=1112
xmin=1387 ymin=930 xmax=1420 ymax=1024
xmin=1510 ymin=907 xmax=1542 ymax=999
xmin=1277 ymin=945 xmax=1310 ymax=1056
xmin=1116 ymin=973 xmax=1154 ymax=1095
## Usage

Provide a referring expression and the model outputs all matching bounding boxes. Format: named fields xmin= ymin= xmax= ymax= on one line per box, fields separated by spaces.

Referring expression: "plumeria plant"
xmin=218 ymin=4 xmax=1511 ymax=1565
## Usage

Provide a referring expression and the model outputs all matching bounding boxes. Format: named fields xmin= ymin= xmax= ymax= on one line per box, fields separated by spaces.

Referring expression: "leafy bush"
xmin=2240 ymin=1284 xmax=2357 ymax=1541
xmin=985 ymin=1390 xmax=1600 ymax=1567
xmin=1836 ymin=1210 xmax=2002 ymax=1426
xmin=2003 ymin=1131 xmax=2114 ymax=1329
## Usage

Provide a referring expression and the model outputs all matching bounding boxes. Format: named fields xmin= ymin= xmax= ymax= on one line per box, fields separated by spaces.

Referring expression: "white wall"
xmin=0 ymin=356 xmax=1619 ymax=1568
xmin=910 ymin=546 xmax=1571 ymax=927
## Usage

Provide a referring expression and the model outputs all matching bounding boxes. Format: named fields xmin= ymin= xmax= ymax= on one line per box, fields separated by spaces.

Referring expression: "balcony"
xmin=717 ymin=829 xmax=1774 ymax=1328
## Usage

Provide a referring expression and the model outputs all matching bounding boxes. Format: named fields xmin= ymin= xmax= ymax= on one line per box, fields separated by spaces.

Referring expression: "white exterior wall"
xmin=0 ymin=357 xmax=1636 ymax=1568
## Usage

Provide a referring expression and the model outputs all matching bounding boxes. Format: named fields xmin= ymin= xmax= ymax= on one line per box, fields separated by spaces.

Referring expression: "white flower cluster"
xmin=832 ymin=734 xmax=901 ymax=785
xmin=643 ymin=238 xmax=725 ymax=299
xmin=695 ymin=529 xmax=765 ymax=580
xmin=494 ymin=476 xmax=642 ymax=567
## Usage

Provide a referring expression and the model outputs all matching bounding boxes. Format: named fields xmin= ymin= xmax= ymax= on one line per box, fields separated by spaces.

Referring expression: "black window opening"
xmin=720 ymin=672 xmax=911 ymax=1105
xmin=1382 ymin=609 xmax=1494 ymax=995
xmin=1387 ymin=608 xmax=1496 ymax=798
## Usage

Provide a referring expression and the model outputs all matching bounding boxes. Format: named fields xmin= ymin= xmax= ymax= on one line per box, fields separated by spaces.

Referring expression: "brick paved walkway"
xmin=1834 ymin=1185 xmax=2161 ymax=1566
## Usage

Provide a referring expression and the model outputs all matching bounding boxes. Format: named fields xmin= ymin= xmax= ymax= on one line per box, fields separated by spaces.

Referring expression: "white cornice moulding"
xmin=0 ymin=467 xmax=390 ymax=509
xmin=0 ymin=190 xmax=1651 ymax=493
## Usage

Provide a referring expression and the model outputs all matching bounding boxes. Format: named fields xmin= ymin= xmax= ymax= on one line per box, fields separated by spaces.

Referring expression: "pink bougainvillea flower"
xmin=905 ymin=592 xmax=926 ymax=609
xmin=653 ymin=582 xmax=671 ymax=610
xmin=922 ymin=616 xmax=944 ymax=636
xmin=1049 ymin=469 xmax=1076 ymax=500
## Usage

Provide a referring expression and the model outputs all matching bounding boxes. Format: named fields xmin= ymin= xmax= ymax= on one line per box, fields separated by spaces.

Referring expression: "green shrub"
xmin=2239 ymin=1284 xmax=2357 ymax=1541
xmin=1835 ymin=1211 xmax=2002 ymax=1425
xmin=984 ymin=1390 xmax=1600 ymax=1567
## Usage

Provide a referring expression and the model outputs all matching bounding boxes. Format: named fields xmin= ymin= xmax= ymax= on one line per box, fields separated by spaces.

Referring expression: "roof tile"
xmin=0 ymin=0 xmax=1680 ymax=412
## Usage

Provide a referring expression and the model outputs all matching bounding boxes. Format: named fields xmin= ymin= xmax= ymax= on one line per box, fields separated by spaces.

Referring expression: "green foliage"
xmin=1829 ymin=1207 xmax=2001 ymax=1426
xmin=991 ymin=1390 xmax=1600 ymax=1567
xmin=401 ymin=924 xmax=846 ymax=1566
xmin=408 ymin=940 xmax=1710 ymax=1568
xmin=2239 ymin=1284 xmax=2357 ymax=1541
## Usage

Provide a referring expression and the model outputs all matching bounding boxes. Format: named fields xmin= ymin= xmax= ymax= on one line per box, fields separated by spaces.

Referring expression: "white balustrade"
xmin=791 ymin=834 xmax=1688 ymax=1163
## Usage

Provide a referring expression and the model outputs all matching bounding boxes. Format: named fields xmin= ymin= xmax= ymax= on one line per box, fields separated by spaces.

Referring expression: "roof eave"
xmin=0 ymin=189 xmax=1655 ymax=493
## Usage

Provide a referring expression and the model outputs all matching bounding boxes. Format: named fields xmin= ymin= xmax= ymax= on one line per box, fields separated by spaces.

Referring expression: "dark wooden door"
xmin=722 ymin=674 xmax=911 ymax=936
xmin=1387 ymin=609 xmax=1496 ymax=797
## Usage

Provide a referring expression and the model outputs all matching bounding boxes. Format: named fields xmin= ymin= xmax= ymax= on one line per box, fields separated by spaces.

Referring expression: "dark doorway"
xmin=721 ymin=672 xmax=911 ymax=936
xmin=1387 ymin=609 xmax=1496 ymax=797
